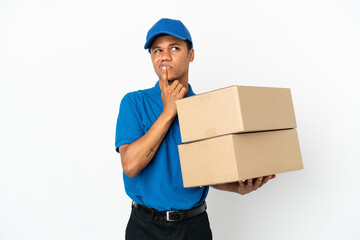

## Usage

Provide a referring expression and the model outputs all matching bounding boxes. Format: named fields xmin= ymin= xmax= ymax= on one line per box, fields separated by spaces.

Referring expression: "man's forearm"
xmin=211 ymin=182 xmax=238 ymax=193
xmin=120 ymin=112 xmax=175 ymax=178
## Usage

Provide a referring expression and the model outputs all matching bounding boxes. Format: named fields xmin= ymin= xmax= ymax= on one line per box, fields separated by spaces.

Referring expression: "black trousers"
xmin=125 ymin=205 xmax=213 ymax=240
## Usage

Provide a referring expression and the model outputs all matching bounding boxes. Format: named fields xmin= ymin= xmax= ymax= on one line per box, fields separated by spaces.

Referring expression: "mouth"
xmin=159 ymin=64 xmax=172 ymax=70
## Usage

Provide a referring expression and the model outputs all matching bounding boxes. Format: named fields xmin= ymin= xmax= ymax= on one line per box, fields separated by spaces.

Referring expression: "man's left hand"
xmin=236 ymin=175 xmax=276 ymax=195
xmin=211 ymin=174 xmax=276 ymax=195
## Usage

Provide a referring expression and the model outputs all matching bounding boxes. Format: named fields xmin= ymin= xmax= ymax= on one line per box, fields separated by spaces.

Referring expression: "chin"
xmin=167 ymin=76 xmax=178 ymax=82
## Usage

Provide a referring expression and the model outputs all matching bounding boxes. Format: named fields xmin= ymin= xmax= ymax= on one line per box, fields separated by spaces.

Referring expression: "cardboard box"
xmin=178 ymin=129 xmax=303 ymax=188
xmin=176 ymin=86 xmax=297 ymax=143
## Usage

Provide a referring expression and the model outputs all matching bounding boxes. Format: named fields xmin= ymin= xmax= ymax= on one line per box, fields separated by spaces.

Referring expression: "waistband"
xmin=132 ymin=201 xmax=207 ymax=222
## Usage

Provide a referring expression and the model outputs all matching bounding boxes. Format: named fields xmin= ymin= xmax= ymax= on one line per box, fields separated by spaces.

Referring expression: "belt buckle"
xmin=166 ymin=211 xmax=181 ymax=221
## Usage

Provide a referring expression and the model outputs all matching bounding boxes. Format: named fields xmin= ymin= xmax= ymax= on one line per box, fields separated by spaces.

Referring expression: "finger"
xmin=263 ymin=175 xmax=273 ymax=180
xmin=254 ymin=177 xmax=262 ymax=189
xmin=168 ymin=80 xmax=179 ymax=93
xmin=239 ymin=180 xmax=245 ymax=188
xmin=179 ymin=86 xmax=187 ymax=98
xmin=237 ymin=181 xmax=246 ymax=194
xmin=160 ymin=67 xmax=170 ymax=90
xmin=259 ymin=175 xmax=272 ymax=187
xmin=259 ymin=178 xmax=269 ymax=188
xmin=174 ymin=82 xmax=183 ymax=93
xmin=246 ymin=178 xmax=253 ymax=190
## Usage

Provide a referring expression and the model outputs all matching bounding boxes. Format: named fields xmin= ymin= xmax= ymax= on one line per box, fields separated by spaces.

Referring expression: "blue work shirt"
xmin=115 ymin=81 xmax=209 ymax=211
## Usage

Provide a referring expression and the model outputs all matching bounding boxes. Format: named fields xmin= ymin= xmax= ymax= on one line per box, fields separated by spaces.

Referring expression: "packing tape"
xmin=205 ymin=128 xmax=217 ymax=138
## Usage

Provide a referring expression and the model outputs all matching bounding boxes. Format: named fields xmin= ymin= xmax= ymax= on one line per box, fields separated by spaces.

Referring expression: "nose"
xmin=159 ymin=50 xmax=172 ymax=61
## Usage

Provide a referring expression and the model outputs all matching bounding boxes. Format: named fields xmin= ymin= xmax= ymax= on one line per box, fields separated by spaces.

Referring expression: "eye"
xmin=171 ymin=46 xmax=179 ymax=51
xmin=153 ymin=49 xmax=161 ymax=53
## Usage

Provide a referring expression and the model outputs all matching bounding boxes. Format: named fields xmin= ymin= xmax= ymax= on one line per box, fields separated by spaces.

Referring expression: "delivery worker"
xmin=115 ymin=18 xmax=276 ymax=240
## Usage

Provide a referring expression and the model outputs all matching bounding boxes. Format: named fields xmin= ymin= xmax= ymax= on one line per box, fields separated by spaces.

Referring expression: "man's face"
xmin=150 ymin=35 xmax=194 ymax=84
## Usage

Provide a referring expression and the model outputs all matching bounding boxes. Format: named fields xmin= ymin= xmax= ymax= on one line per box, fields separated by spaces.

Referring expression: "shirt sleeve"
xmin=115 ymin=94 xmax=144 ymax=152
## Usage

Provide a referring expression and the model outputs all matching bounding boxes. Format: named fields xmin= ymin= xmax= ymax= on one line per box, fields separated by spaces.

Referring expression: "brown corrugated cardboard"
xmin=178 ymin=129 xmax=303 ymax=188
xmin=176 ymin=85 xmax=297 ymax=143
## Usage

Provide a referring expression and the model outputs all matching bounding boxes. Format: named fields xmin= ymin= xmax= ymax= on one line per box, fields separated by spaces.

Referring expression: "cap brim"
xmin=144 ymin=31 xmax=187 ymax=50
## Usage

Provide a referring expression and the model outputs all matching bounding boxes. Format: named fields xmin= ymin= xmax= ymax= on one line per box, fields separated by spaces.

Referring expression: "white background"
xmin=1 ymin=0 xmax=359 ymax=239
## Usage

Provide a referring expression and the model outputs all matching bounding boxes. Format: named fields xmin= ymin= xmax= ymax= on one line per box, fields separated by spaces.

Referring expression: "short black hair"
xmin=184 ymin=39 xmax=193 ymax=52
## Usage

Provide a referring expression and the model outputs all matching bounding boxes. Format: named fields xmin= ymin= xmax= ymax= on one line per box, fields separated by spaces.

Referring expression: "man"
xmin=115 ymin=18 xmax=275 ymax=240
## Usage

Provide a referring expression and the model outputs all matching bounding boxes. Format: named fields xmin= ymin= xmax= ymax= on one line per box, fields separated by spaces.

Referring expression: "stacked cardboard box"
xmin=176 ymin=85 xmax=303 ymax=188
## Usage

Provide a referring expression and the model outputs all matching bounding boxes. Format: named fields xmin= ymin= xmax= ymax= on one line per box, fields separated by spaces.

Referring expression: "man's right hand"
xmin=159 ymin=67 xmax=188 ymax=118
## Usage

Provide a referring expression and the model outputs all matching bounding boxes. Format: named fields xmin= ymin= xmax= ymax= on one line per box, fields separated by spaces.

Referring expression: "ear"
xmin=189 ymin=48 xmax=195 ymax=62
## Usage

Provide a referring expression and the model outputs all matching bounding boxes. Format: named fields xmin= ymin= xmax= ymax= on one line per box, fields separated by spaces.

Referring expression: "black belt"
xmin=132 ymin=201 xmax=207 ymax=222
